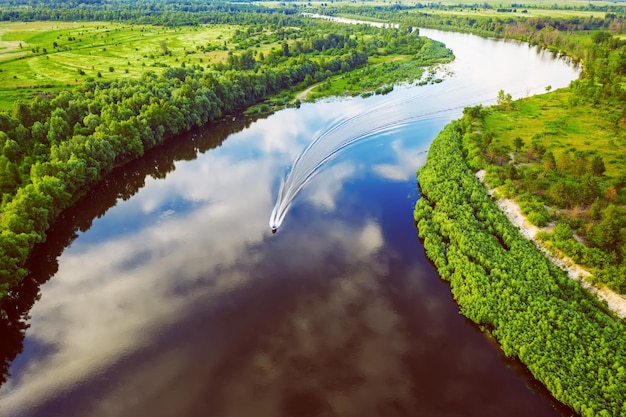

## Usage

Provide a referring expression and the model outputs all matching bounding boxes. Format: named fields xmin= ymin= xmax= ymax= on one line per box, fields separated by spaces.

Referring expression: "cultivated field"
xmin=0 ymin=21 xmax=241 ymax=110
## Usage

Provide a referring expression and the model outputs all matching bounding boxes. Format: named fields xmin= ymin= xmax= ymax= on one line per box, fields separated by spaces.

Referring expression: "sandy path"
xmin=476 ymin=170 xmax=626 ymax=319
xmin=295 ymin=82 xmax=320 ymax=101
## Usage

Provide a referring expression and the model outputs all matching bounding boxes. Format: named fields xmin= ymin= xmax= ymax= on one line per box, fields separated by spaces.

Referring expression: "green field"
xmin=0 ymin=21 xmax=242 ymax=111
xmin=485 ymin=89 xmax=626 ymax=177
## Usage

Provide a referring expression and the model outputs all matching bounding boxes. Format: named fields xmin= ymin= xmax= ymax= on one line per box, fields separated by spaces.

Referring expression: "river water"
xmin=0 ymin=29 xmax=580 ymax=417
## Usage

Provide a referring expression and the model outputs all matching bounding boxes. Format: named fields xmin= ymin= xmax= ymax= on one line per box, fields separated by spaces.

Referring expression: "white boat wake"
xmin=269 ymin=92 xmax=465 ymax=232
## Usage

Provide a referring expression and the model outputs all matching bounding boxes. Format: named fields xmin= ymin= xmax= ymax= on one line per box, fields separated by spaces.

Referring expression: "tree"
xmin=0 ymin=156 xmax=19 ymax=194
xmin=591 ymin=155 xmax=606 ymax=176
xmin=12 ymin=102 xmax=35 ymax=127
xmin=160 ymin=40 xmax=170 ymax=56
xmin=543 ymin=151 xmax=556 ymax=172
xmin=481 ymin=131 xmax=493 ymax=151
xmin=589 ymin=205 xmax=623 ymax=251
xmin=578 ymin=174 xmax=600 ymax=205
xmin=514 ymin=136 xmax=524 ymax=152
xmin=507 ymin=163 xmax=519 ymax=180
xmin=605 ymin=185 xmax=617 ymax=202
xmin=47 ymin=115 xmax=71 ymax=144
xmin=553 ymin=222 xmax=573 ymax=241
xmin=497 ymin=89 xmax=512 ymax=110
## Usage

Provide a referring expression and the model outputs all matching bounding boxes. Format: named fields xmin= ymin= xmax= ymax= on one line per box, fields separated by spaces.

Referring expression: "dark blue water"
xmin=0 ymin=29 xmax=580 ymax=417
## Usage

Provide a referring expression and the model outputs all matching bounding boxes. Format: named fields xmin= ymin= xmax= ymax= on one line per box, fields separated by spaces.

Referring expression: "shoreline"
xmin=414 ymin=122 xmax=626 ymax=415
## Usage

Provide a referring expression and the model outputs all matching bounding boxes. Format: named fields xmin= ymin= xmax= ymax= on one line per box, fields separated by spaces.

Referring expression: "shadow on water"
xmin=0 ymin=114 xmax=261 ymax=388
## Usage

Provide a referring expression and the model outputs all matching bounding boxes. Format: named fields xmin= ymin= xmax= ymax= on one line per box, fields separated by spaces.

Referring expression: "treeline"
xmin=0 ymin=110 xmax=256 ymax=388
xmin=319 ymin=4 xmax=626 ymax=37
xmin=0 ymin=41 xmax=370 ymax=300
xmin=0 ymin=1 xmax=299 ymax=26
xmin=320 ymin=5 xmax=625 ymax=58
xmin=414 ymin=122 xmax=626 ymax=417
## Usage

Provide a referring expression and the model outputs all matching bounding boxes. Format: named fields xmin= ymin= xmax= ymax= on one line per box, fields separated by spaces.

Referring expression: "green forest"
xmin=406 ymin=4 xmax=626 ymax=417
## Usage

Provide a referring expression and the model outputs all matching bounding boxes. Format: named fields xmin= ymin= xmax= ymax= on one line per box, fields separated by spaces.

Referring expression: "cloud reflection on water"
xmin=0 ymin=99 xmax=394 ymax=417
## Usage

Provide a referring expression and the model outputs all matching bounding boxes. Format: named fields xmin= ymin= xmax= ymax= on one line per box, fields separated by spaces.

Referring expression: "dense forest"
xmin=414 ymin=122 xmax=626 ymax=417
xmin=0 ymin=1 xmax=299 ymax=25
xmin=0 ymin=3 xmax=453 ymax=301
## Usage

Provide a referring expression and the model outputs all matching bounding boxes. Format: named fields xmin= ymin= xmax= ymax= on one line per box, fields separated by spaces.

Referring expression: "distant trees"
xmin=496 ymin=89 xmax=512 ymax=110
xmin=159 ymin=41 xmax=170 ymax=56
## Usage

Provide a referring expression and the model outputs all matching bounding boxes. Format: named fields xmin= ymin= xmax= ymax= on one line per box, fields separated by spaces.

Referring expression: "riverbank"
xmin=477 ymin=169 xmax=626 ymax=319
xmin=415 ymin=121 xmax=626 ymax=416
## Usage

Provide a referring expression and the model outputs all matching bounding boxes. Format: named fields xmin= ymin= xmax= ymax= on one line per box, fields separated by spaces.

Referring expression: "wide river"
xmin=0 ymin=29 xmax=580 ymax=417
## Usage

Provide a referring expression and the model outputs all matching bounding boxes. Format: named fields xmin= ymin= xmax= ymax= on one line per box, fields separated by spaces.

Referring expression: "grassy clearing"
xmin=0 ymin=21 xmax=240 ymax=111
xmin=486 ymin=88 xmax=626 ymax=177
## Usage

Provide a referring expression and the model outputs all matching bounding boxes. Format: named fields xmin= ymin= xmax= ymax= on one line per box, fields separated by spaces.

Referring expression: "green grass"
xmin=485 ymin=89 xmax=626 ymax=177
xmin=306 ymin=56 xmax=442 ymax=99
xmin=0 ymin=21 xmax=241 ymax=111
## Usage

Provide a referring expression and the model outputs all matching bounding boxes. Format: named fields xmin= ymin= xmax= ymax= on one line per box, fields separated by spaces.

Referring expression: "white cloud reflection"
xmin=0 ymin=99 xmax=388 ymax=416
xmin=305 ymin=162 xmax=357 ymax=210
xmin=372 ymin=138 xmax=429 ymax=182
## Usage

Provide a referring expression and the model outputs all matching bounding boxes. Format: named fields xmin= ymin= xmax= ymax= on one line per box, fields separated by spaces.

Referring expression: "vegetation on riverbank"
xmin=462 ymin=86 xmax=626 ymax=293
xmin=414 ymin=122 xmax=626 ymax=417
xmin=393 ymin=7 xmax=626 ymax=294
xmin=404 ymin=4 xmax=626 ymax=414
xmin=0 ymin=4 xmax=453 ymax=302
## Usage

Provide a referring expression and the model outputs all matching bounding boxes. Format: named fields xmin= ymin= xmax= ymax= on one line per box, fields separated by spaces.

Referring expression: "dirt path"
xmin=295 ymin=83 xmax=320 ymax=101
xmin=476 ymin=170 xmax=626 ymax=319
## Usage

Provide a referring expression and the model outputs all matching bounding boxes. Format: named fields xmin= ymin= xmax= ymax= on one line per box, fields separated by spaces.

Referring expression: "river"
xmin=0 ymin=29 xmax=580 ymax=417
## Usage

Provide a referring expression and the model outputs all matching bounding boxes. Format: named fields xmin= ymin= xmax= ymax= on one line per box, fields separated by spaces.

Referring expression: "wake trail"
xmin=269 ymin=93 xmax=470 ymax=232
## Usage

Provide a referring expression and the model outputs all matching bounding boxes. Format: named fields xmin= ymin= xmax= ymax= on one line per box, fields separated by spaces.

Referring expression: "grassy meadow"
xmin=485 ymin=88 xmax=626 ymax=178
xmin=0 ymin=21 xmax=242 ymax=111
